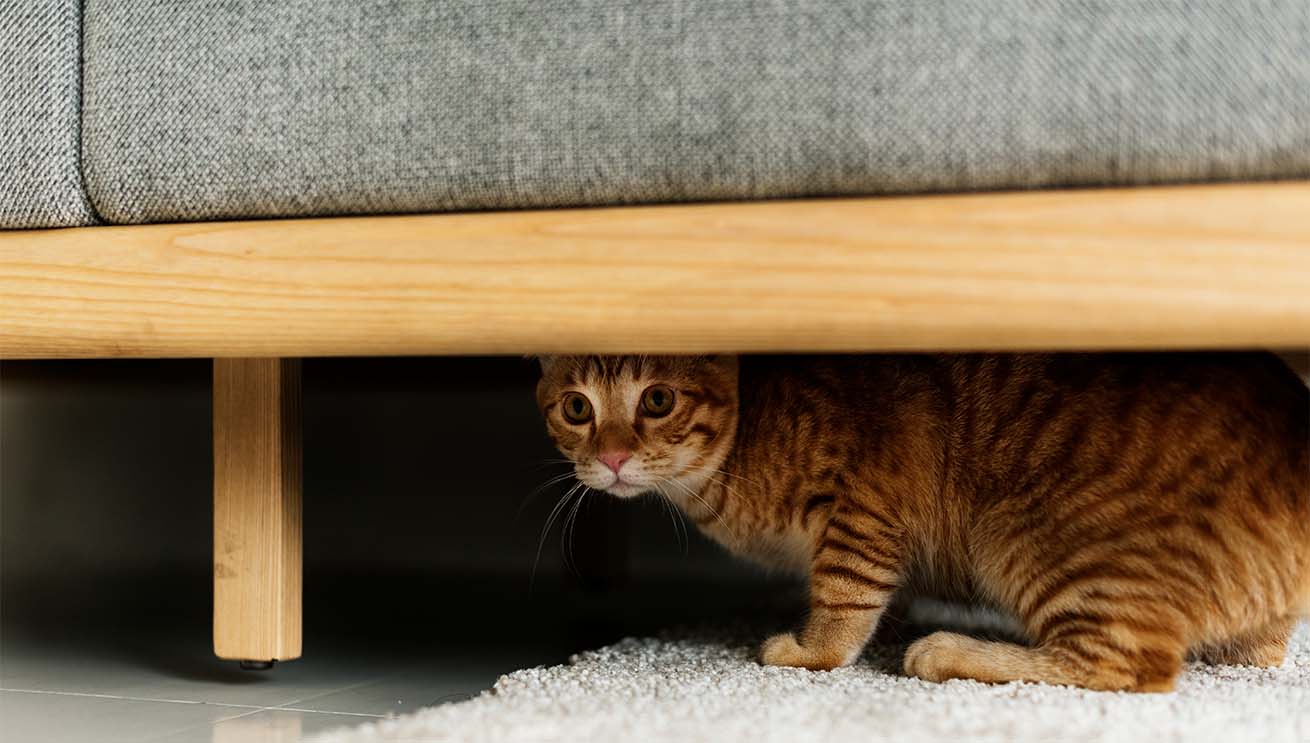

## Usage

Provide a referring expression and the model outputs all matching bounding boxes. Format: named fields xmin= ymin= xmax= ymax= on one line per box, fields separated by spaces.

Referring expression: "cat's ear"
xmin=534 ymin=355 xmax=559 ymax=374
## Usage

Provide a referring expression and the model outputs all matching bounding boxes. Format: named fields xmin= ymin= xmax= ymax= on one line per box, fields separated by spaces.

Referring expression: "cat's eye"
xmin=561 ymin=392 xmax=593 ymax=424
xmin=640 ymin=385 xmax=676 ymax=417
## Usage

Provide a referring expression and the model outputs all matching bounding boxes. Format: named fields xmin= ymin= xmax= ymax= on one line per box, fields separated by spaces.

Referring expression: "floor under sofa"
xmin=5 ymin=355 xmax=1309 ymax=743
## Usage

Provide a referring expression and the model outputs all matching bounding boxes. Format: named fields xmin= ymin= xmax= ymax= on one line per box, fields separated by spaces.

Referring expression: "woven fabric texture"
xmin=70 ymin=1 xmax=1310 ymax=224
xmin=1 ymin=1 xmax=95 ymax=229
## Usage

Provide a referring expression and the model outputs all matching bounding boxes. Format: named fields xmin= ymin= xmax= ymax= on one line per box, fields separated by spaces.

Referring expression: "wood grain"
xmin=213 ymin=358 xmax=302 ymax=662
xmin=3 ymin=182 xmax=1309 ymax=358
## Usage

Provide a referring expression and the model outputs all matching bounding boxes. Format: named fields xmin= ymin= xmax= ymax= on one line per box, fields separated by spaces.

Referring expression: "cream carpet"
xmin=315 ymin=621 xmax=1310 ymax=743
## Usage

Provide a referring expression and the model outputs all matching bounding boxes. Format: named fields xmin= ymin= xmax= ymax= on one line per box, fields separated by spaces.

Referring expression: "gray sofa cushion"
xmin=1 ymin=0 xmax=96 ymax=229
xmin=72 ymin=1 xmax=1310 ymax=224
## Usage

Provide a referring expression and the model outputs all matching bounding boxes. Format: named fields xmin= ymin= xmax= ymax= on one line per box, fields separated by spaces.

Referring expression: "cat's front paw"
xmin=759 ymin=632 xmax=844 ymax=671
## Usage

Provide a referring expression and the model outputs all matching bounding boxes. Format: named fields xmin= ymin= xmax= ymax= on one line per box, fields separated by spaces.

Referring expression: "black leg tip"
xmin=239 ymin=660 xmax=276 ymax=671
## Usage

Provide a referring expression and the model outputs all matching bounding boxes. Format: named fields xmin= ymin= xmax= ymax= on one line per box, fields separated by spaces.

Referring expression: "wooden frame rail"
xmin=2 ymin=181 xmax=1308 ymax=359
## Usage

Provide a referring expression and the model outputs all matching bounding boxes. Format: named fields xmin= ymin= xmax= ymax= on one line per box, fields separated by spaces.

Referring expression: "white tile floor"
xmin=0 ymin=555 xmax=777 ymax=743
xmin=0 ymin=575 xmax=771 ymax=743
xmin=0 ymin=623 xmax=563 ymax=743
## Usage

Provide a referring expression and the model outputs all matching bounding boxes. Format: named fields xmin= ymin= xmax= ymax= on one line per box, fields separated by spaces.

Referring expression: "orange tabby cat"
xmin=537 ymin=353 xmax=1310 ymax=692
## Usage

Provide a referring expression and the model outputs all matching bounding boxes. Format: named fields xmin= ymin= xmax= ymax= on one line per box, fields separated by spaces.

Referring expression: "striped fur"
xmin=538 ymin=353 xmax=1310 ymax=692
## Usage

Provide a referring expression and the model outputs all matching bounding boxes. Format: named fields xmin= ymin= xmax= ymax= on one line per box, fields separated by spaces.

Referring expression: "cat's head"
xmin=536 ymin=355 xmax=739 ymax=498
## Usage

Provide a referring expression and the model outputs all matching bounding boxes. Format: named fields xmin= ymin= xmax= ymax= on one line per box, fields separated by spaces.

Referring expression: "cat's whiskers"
xmin=704 ymin=466 xmax=761 ymax=489
xmin=703 ymin=471 xmax=747 ymax=509
xmin=529 ymin=458 xmax=578 ymax=469
xmin=650 ymin=484 xmax=689 ymax=553
xmin=663 ymin=476 xmax=731 ymax=532
xmin=561 ymin=484 xmax=594 ymax=576
xmin=531 ymin=481 xmax=584 ymax=587
xmin=516 ymin=470 xmax=580 ymax=519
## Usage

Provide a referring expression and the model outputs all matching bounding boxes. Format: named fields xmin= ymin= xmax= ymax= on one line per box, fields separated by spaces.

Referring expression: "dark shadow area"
xmin=1 ymin=357 xmax=782 ymax=688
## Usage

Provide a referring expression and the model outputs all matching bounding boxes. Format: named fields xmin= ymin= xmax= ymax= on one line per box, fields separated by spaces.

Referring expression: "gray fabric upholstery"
xmin=1 ymin=1 xmax=96 ymax=229
xmin=80 ymin=1 xmax=1310 ymax=224
xmin=19 ymin=2 xmax=1299 ymax=225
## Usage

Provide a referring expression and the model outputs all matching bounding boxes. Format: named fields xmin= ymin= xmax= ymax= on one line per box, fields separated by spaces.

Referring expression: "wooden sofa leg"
xmin=213 ymin=358 xmax=303 ymax=666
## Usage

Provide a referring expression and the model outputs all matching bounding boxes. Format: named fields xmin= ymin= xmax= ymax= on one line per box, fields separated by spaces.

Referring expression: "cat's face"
xmin=536 ymin=355 xmax=738 ymax=498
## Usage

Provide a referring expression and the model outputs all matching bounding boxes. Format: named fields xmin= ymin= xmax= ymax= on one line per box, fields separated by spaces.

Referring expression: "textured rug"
xmin=315 ymin=622 xmax=1310 ymax=743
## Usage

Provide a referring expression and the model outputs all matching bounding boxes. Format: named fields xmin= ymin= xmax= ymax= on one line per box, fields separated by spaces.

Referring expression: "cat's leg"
xmin=903 ymin=543 xmax=1197 ymax=691
xmin=1196 ymin=617 xmax=1294 ymax=667
xmin=904 ymin=616 xmax=1186 ymax=692
xmin=761 ymin=509 xmax=903 ymax=671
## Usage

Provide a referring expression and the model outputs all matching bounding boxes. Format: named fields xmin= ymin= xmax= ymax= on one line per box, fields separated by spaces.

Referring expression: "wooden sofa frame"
xmin=3 ymin=182 xmax=1308 ymax=666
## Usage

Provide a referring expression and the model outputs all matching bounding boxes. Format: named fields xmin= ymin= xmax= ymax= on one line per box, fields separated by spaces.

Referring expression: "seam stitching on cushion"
xmin=75 ymin=0 xmax=104 ymax=225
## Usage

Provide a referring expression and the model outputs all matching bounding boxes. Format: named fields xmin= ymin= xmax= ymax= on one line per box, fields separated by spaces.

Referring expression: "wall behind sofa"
xmin=0 ymin=357 xmax=752 ymax=600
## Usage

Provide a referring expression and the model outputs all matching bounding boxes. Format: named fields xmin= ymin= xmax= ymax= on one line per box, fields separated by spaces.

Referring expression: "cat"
xmin=536 ymin=353 xmax=1310 ymax=692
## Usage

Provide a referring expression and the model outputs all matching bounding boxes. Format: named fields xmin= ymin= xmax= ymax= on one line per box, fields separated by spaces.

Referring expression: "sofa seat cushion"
xmin=78 ymin=1 xmax=1310 ymax=224
xmin=1 ymin=0 xmax=96 ymax=229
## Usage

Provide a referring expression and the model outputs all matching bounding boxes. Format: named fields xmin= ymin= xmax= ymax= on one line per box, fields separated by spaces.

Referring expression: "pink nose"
xmin=597 ymin=451 xmax=632 ymax=474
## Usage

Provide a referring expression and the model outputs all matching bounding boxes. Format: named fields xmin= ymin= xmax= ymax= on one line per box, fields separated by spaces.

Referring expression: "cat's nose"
xmin=597 ymin=451 xmax=632 ymax=474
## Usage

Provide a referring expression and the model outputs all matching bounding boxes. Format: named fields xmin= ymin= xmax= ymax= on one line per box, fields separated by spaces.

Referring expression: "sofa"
xmin=3 ymin=1 xmax=1308 ymax=667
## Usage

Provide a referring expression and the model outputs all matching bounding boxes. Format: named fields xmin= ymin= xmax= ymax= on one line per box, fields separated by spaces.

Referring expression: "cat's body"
xmin=537 ymin=353 xmax=1310 ymax=692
